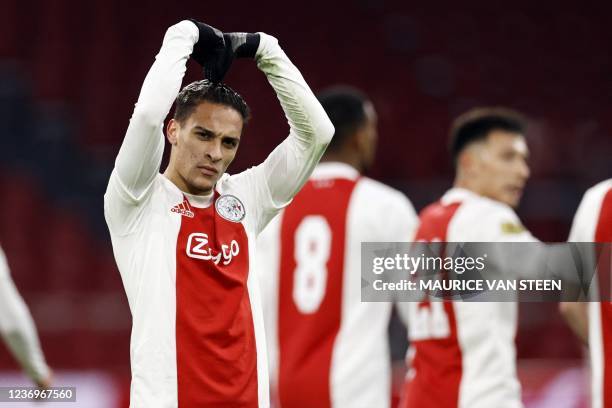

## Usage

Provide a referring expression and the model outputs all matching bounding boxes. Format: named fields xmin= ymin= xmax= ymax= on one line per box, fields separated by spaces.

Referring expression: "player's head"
xmin=317 ymin=86 xmax=377 ymax=172
xmin=450 ymin=107 xmax=530 ymax=208
xmin=165 ymin=80 xmax=250 ymax=195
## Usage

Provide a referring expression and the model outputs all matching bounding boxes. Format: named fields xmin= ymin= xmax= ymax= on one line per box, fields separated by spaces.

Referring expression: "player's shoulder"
xmin=0 ymin=245 xmax=8 ymax=279
xmin=440 ymin=188 xmax=517 ymax=220
xmin=214 ymin=171 xmax=251 ymax=197
xmin=105 ymin=171 xmax=169 ymax=203
xmin=355 ymin=177 xmax=417 ymax=221
xmin=447 ymin=189 xmax=531 ymax=240
xmin=357 ymin=177 xmax=414 ymax=208
xmin=352 ymin=177 xmax=417 ymax=239
xmin=581 ymin=178 xmax=612 ymax=207
xmin=216 ymin=171 xmax=259 ymax=207
xmin=461 ymin=191 xmax=519 ymax=221
xmin=152 ymin=173 xmax=185 ymax=202
xmin=569 ymin=179 xmax=612 ymax=241
xmin=216 ymin=172 xmax=234 ymax=191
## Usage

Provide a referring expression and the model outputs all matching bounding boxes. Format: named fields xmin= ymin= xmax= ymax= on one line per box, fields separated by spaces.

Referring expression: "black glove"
xmin=189 ymin=20 xmax=261 ymax=83
xmin=222 ymin=32 xmax=260 ymax=59
xmin=189 ymin=19 xmax=231 ymax=83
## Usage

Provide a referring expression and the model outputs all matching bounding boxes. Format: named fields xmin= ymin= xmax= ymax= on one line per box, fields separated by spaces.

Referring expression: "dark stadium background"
xmin=1 ymin=0 xmax=609 ymax=406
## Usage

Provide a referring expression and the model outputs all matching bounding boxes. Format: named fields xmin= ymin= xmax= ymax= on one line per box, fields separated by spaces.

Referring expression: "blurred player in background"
xmin=103 ymin=19 xmax=333 ymax=407
xmin=257 ymin=87 xmax=418 ymax=408
xmin=560 ymin=179 xmax=612 ymax=408
xmin=399 ymin=108 xmax=534 ymax=408
xmin=0 ymin=246 xmax=52 ymax=388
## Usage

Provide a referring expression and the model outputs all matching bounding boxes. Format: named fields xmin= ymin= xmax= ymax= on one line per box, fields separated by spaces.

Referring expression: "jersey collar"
xmin=161 ymin=174 xmax=215 ymax=208
xmin=183 ymin=190 xmax=215 ymax=208
xmin=441 ymin=187 xmax=482 ymax=205
xmin=311 ymin=162 xmax=360 ymax=180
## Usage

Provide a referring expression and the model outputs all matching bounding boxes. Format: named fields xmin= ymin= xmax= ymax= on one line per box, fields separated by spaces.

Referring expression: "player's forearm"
xmin=0 ymin=278 xmax=50 ymax=384
xmin=2 ymin=331 xmax=51 ymax=384
xmin=255 ymin=34 xmax=334 ymax=148
xmin=559 ymin=302 xmax=588 ymax=345
xmin=255 ymin=34 xmax=334 ymax=205
xmin=115 ymin=21 xmax=198 ymax=200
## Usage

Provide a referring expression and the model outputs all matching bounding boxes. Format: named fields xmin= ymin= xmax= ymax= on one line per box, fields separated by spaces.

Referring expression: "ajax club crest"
xmin=215 ymin=195 xmax=246 ymax=222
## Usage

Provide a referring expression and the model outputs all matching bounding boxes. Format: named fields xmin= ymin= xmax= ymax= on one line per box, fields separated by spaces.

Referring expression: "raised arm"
xmin=255 ymin=34 xmax=334 ymax=207
xmin=0 ymin=249 xmax=51 ymax=387
xmin=112 ymin=21 xmax=199 ymax=202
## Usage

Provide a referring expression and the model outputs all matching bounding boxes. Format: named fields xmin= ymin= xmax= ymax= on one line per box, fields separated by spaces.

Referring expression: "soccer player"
xmin=103 ymin=20 xmax=333 ymax=407
xmin=0 ymin=246 xmax=52 ymax=388
xmin=256 ymin=87 xmax=418 ymax=408
xmin=560 ymin=179 xmax=612 ymax=408
xmin=399 ymin=107 xmax=535 ymax=408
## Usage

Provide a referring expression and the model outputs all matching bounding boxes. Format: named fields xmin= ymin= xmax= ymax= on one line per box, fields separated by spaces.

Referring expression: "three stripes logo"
xmin=171 ymin=200 xmax=195 ymax=218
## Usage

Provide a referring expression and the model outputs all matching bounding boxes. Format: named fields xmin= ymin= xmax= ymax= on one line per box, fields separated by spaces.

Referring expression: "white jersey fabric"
xmin=256 ymin=162 xmax=417 ymax=408
xmin=0 ymin=246 xmax=50 ymax=384
xmin=400 ymin=188 xmax=535 ymax=408
xmin=568 ymin=179 xmax=612 ymax=408
xmin=104 ymin=21 xmax=333 ymax=408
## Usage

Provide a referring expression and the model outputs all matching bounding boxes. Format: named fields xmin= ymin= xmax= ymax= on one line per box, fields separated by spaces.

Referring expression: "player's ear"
xmin=458 ymin=148 xmax=477 ymax=175
xmin=167 ymin=119 xmax=180 ymax=145
xmin=353 ymin=129 xmax=368 ymax=155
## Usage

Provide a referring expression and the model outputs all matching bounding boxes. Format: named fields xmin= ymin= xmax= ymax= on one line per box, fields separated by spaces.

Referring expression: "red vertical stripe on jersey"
xmin=277 ymin=178 xmax=358 ymax=408
xmin=175 ymin=194 xmax=257 ymax=407
xmin=595 ymin=188 xmax=612 ymax=408
xmin=401 ymin=201 xmax=463 ymax=408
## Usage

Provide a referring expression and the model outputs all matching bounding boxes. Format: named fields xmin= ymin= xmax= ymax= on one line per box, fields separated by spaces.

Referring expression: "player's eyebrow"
xmin=193 ymin=125 xmax=217 ymax=137
xmin=193 ymin=125 xmax=240 ymax=141
xmin=223 ymin=135 xmax=240 ymax=143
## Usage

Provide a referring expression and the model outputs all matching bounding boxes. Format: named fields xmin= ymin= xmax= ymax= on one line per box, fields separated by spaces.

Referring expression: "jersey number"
xmin=407 ymin=237 xmax=451 ymax=341
xmin=406 ymin=302 xmax=450 ymax=341
xmin=293 ymin=216 xmax=331 ymax=314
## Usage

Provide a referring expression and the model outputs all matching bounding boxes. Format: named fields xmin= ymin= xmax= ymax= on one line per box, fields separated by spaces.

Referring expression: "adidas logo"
xmin=170 ymin=200 xmax=195 ymax=218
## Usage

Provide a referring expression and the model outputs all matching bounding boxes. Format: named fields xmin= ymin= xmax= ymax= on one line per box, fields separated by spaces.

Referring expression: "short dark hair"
xmin=174 ymin=79 xmax=251 ymax=125
xmin=317 ymin=86 xmax=368 ymax=152
xmin=449 ymin=107 xmax=527 ymax=167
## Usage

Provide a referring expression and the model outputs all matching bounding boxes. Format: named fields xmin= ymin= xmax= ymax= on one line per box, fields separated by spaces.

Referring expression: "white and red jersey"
xmin=399 ymin=188 xmax=536 ymax=408
xmin=0 ymin=246 xmax=50 ymax=384
xmin=256 ymin=162 xmax=417 ymax=408
xmin=104 ymin=21 xmax=333 ymax=408
xmin=568 ymin=179 xmax=612 ymax=408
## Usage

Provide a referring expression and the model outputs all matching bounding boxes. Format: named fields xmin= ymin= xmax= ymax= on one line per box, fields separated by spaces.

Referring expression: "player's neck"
xmin=454 ymin=177 xmax=484 ymax=198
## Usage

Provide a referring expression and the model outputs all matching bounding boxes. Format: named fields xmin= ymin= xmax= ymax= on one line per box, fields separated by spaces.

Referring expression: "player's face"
xmin=167 ymin=101 xmax=243 ymax=195
xmin=357 ymin=101 xmax=378 ymax=171
xmin=471 ymin=130 xmax=530 ymax=208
